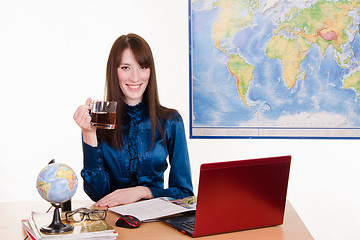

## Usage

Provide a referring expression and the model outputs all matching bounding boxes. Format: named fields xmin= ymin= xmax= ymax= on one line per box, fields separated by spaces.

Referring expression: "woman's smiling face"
xmin=117 ymin=48 xmax=150 ymax=106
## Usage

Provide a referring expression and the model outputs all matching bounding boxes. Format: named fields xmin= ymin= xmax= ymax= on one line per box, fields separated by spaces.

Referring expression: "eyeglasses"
xmin=65 ymin=207 xmax=107 ymax=222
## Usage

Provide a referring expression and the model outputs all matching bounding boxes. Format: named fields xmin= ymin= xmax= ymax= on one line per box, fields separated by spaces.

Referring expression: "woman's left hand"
xmin=95 ymin=186 xmax=153 ymax=207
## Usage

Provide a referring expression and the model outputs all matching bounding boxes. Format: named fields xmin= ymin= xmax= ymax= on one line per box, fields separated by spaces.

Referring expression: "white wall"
xmin=1 ymin=1 xmax=359 ymax=239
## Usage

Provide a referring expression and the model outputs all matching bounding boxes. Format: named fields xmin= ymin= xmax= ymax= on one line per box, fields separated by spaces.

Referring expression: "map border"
xmin=188 ymin=0 xmax=360 ymax=140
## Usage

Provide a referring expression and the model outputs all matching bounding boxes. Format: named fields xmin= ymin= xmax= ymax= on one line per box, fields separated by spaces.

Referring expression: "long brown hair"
xmin=97 ymin=33 xmax=177 ymax=149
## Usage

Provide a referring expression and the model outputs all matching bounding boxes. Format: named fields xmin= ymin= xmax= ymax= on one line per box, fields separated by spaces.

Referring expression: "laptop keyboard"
xmin=179 ymin=220 xmax=195 ymax=231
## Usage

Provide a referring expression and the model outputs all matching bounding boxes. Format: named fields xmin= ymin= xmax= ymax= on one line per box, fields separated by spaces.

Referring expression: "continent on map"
xmin=266 ymin=0 xmax=359 ymax=90
xmin=343 ymin=71 xmax=360 ymax=96
xmin=57 ymin=168 xmax=76 ymax=191
xmin=212 ymin=0 xmax=258 ymax=53
xmin=266 ymin=35 xmax=307 ymax=88
xmin=37 ymin=181 xmax=50 ymax=198
xmin=228 ymin=53 xmax=254 ymax=104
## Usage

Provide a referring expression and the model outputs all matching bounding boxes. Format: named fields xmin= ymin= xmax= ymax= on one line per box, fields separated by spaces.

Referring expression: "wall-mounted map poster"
xmin=189 ymin=0 xmax=360 ymax=138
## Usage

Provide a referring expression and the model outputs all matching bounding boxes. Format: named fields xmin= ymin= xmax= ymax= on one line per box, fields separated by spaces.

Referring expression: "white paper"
xmin=109 ymin=198 xmax=196 ymax=222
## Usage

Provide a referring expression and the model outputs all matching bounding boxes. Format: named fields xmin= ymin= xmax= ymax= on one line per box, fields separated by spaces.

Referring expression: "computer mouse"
xmin=115 ymin=215 xmax=141 ymax=229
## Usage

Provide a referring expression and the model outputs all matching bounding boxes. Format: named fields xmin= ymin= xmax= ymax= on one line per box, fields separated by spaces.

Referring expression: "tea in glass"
xmin=90 ymin=100 xmax=117 ymax=129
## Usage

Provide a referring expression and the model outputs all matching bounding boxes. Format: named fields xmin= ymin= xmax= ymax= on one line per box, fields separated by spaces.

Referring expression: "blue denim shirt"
xmin=81 ymin=103 xmax=194 ymax=202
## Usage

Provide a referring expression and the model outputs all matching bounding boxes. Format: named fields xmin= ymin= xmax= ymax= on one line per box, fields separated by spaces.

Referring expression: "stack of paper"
xmin=22 ymin=211 xmax=117 ymax=240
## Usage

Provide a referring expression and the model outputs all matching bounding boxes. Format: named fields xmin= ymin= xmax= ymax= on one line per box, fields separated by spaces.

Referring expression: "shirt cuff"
xmin=82 ymin=140 xmax=104 ymax=171
xmin=147 ymin=187 xmax=163 ymax=198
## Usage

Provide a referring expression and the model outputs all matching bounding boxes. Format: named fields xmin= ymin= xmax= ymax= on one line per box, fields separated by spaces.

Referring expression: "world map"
xmin=190 ymin=0 xmax=360 ymax=138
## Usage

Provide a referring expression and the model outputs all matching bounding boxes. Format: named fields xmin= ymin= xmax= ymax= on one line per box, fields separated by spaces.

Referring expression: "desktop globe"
xmin=36 ymin=162 xmax=78 ymax=233
xmin=36 ymin=163 xmax=78 ymax=203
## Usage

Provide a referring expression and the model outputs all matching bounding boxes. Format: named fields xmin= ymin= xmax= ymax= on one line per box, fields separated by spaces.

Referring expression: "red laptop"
xmin=160 ymin=155 xmax=291 ymax=237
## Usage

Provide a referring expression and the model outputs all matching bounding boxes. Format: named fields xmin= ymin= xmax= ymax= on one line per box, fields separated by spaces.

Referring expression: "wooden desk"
xmin=0 ymin=200 xmax=313 ymax=240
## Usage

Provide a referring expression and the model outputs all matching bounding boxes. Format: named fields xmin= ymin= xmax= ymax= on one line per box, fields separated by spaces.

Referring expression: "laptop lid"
xmin=192 ymin=155 xmax=291 ymax=237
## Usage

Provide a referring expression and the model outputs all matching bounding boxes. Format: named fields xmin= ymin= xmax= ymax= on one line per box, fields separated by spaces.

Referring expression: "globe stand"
xmin=40 ymin=203 xmax=73 ymax=234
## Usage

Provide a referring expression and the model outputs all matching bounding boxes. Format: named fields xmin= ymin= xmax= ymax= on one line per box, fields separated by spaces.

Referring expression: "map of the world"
xmin=190 ymin=0 xmax=360 ymax=138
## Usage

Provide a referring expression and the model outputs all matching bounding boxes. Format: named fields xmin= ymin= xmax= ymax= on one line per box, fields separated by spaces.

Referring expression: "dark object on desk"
xmin=61 ymin=199 xmax=72 ymax=211
xmin=66 ymin=207 xmax=107 ymax=222
xmin=116 ymin=215 xmax=141 ymax=229
xmin=41 ymin=203 xmax=73 ymax=233
xmin=160 ymin=155 xmax=291 ymax=237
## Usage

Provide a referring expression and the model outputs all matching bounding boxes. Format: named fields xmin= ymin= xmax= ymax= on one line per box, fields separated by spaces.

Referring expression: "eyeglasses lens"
xmin=89 ymin=211 xmax=106 ymax=220
xmin=67 ymin=212 xmax=85 ymax=222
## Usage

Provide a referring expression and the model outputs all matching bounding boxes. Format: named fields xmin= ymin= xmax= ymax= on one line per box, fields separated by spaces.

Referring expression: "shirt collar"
xmin=126 ymin=101 xmax=144 ymax=122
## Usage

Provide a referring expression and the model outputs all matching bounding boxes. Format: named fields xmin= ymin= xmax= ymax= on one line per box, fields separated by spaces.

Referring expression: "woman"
xmin=73 ymin=33 xmax=193 ymax=207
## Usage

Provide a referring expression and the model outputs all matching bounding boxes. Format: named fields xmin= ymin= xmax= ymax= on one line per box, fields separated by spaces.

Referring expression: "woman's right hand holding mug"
xmin=73 ymin=98 xmax=98 ymax=146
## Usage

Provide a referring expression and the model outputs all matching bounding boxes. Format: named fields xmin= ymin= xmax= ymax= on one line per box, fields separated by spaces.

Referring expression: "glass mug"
xmin=90 ymin=100 xmax=117 ymax=129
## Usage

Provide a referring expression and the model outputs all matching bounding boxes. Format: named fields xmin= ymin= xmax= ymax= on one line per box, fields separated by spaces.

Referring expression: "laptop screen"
xmin=193 ymin=155 xmax=291 ymax=237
